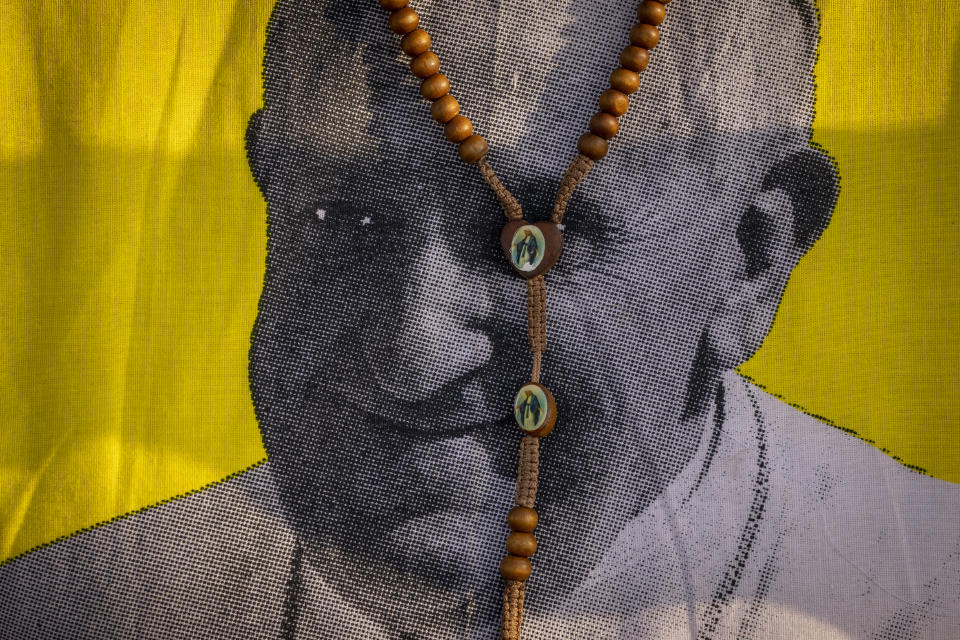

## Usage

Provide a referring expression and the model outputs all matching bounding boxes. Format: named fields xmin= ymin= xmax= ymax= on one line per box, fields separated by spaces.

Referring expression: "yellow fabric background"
xmin=0 ymin=1 xmax=957 ymax=563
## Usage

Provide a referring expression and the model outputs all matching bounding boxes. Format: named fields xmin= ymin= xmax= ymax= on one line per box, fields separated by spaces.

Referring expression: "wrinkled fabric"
xmin=0 ymin=1 xmax=958 ymax=638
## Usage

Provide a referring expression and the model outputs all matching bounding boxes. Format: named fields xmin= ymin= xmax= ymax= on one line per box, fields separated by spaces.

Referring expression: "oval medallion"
xmin=500 ymin=220 xmax=564 ymax=279
xmin=510 ymin=225 xmax=545 ymax=272
xmin=513 ymin=382 xmax=557 ymax=437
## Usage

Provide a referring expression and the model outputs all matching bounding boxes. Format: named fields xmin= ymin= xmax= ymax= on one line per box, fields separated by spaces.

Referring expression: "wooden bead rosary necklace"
xmin=377 ymin=1 xmax=674 ymax=637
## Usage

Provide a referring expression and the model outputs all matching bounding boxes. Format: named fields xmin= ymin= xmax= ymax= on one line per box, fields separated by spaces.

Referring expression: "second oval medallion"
xmin=513 ymin=382 xmax=557 ymax=437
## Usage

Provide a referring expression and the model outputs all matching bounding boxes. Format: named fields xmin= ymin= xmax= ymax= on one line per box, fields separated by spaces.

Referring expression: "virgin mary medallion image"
xmin=510 ymin=225 xmax=545 ymax=272
xmin=499 ymin=220 xmax=564 ymax=279
xmin=513 ymin=382 xmax=556 ymax=437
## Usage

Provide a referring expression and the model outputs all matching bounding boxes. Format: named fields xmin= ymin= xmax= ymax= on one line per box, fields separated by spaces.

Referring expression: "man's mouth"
xmin=363 ymin=411 xmax=512 ymax=442
xmin=342 ymin=374 xmax=511 ymax=437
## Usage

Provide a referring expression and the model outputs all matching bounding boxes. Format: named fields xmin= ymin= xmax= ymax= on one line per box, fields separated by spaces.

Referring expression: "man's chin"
xmin=386 ymin=508 xmax=504 ymax=589
xmin=302 ymin=507 xmax=506 ymax=635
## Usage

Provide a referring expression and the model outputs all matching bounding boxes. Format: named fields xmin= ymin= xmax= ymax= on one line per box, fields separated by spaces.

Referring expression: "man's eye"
xmin=553 ymin=218 xmax=628 ymax=273
xmin=307 ymin=200 xmax=374 ymax=231
xmin=563 ymin=219 xmax=621 ymax=247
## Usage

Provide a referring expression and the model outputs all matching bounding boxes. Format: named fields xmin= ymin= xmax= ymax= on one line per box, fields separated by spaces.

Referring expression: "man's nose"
xmin=363 ymin=232 xmax=495 ymax=403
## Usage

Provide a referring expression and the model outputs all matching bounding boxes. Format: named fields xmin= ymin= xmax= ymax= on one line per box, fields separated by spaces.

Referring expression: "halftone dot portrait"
xmin=0 ymin=1 xmax=957 ymax=639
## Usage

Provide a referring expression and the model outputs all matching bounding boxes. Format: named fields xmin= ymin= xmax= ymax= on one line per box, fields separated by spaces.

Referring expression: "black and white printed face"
xmin=245 ymin=0 xmax=827 ymax=632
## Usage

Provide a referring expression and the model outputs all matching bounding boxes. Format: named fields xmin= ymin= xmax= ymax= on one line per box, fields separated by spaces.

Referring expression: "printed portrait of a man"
xmin=0 ymin=1 xmax=958 ymax=639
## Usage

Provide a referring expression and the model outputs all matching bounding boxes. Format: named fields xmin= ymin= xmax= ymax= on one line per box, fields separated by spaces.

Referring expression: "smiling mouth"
xmin=336 ymin=357 xmax=513 ymax=437
xmin=361 ymin=409 xmax=513 ymax=441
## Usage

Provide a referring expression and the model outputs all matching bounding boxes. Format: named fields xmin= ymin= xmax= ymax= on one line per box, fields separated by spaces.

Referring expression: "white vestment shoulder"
xmin=528 ymin=371 xmax=960 ymax=639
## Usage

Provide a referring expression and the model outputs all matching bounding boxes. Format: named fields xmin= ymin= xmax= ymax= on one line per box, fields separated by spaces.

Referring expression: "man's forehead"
xmin=260 ymin=0 xmax=816 ymax=184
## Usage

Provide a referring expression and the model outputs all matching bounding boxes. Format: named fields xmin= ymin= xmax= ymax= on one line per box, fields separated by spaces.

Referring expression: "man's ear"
xmin=707 ymin=147 xmax=839 ymax=369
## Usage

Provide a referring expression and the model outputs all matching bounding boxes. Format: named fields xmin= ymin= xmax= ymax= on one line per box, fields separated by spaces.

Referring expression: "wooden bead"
xmin=389 ymin=7 xmax=419 ymax=35
xmin=578 ymin=133 xmax=609 ymax=161
xmin=410 ymin=51 xmax=440 ymax=79
xmin=458 ymin=135 xmax=489 ymax=163
xmin=500 ymin=555 xmax=532 ymax=581
xmin=620 ymin=45 xmax=650 ymax=72
xmin=636 ymin=1 xmax=666 ymax=26
xmin=506 ymin=532 xmax=538 ymax=557
xmin=420 ymin=73 xmax=450 ymax=101
xmin=599 ymin=89 xmax=629 ymax=116
xmin=379 ymin=0 xmax=408 ymax=9
xmin=400 ymin=29 xmax=431 ymax=56
xmin=507 ymin=506 xmax=538 ymax=532
xmin=630 ymin=23 xmax=660 ymax=50
xmin=444 ymin=115 xmax=474 ymax=143
xmin=431 ymin=95 xmax=460 ymax=123
xmin=589 ymin=112 xmax=619 ymax=139
xmin=610 ymin=68 xmax=641 ymax=94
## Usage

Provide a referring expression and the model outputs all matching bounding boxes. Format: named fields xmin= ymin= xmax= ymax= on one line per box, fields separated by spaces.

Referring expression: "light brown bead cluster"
xmin=577 ymin=0 xmax=671 ymax=161
xmin=380 ymin=0 xmax=490 ymax=163
xmin=500 ymin=506 xmax=539 ymax=581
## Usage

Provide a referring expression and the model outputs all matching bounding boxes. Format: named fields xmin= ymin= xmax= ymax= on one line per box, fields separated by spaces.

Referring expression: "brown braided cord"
xmin=500 ymin=580 xmax=526 ymax=640
xmin=479 ymin=153 xmax=594 ymax=639
xmin=551 ymin=154 xmax=594 ymax=223
xmin=527 ymin=276 xmax=547 ymax=355
xmin=477 ymin=158 xmax=524 ymax=220
xmin=531 ymin=351 xmax=542 ymax=384
xmin=514 ymin=436 xmax=540 ymax=508
xmin=499 ymin=435 xmax=540 ymax=640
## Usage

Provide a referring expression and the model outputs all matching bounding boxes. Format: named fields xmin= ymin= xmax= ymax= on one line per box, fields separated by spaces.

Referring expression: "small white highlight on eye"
xmin=360 ymin=216 xmax=372 ymax=226
xmin=316 ymin=208 xmax=326 ymax=221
